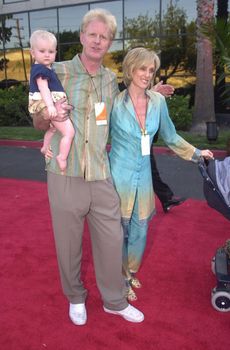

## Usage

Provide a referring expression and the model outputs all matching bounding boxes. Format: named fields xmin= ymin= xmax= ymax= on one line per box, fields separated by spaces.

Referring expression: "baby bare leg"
xmin=52 ymin=119 xmax=75 ymax=171
xmin=41 ymin=126 xmax=56 ymax=154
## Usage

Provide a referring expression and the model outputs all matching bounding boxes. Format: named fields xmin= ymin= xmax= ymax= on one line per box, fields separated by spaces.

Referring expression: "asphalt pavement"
xmin=0 ymin=143 xmax=227 ymax=200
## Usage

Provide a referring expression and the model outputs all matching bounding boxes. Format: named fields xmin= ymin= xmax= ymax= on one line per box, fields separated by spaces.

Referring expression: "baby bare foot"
xmin=56 ymin=154 xmax=67 ymax=172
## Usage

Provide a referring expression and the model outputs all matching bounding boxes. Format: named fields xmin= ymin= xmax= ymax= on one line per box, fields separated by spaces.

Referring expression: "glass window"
xmin=29 ymin=9 xmax=58 ymax=37
xmin=124 ymin=36 xmax=160 ymax=51
xmin=124 ymin=0 xmax=159 ymax=19
xmin=58 ymin=5 xmax=89 ymax=62
xmin=0 ymin=16 xmax=10 ymax=50
xmin=3 ymin=0 xmax=29 ymax=3
xmin=58 ymin=5 xmax=88 ymax=40
xmin=0 ymin=48 xmax=30 ymax=82
xmin=58 ymin=42 xmax=82 ymax=62
xmin=90 ymin=1 xmax=123 ymax=39
xmin=103 ymin=39 xmax=123 ymax=80
xmin=0 ymin=49 xmax=7 ymax=80
xmin=124 ymin=0 xmax=160 ymax=38
xmin=162 ymin=0 xmax=197 ymax=22
xmin=2 ymin=13 xmax=29 ymax=49
xmin=161 ymin=0 xmax=196 ymax=36
xmin=110 ymin=39 xmax=123 ymax=53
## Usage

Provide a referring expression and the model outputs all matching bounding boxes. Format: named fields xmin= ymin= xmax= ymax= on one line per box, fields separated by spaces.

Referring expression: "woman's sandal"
xmin=126 ymin=286 xmax=137 ymax=301
xmin=129 ymin=277 xmax=142 ymax=289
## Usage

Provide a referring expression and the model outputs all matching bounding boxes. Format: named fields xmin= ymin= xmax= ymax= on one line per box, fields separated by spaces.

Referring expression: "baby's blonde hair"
xmin=122 ymin=47 xmax=160 ymax=87
xmin=30 ymin=30 xmax=57 ymax=49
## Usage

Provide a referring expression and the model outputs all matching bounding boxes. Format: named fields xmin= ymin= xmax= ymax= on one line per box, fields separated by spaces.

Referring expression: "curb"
xmin=0 ymin=139 xmax=42 ymax=149
xmin=0 ymin=139 xmax=227 ymax=158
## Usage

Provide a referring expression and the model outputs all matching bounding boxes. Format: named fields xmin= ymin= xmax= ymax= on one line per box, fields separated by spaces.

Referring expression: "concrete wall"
xmin=0 ymin=0 xmax=102 ymax=14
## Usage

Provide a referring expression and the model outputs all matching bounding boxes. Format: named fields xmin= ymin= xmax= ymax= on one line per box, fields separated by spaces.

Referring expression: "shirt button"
xmin=85 ymin=140 xmax=88 ymax=143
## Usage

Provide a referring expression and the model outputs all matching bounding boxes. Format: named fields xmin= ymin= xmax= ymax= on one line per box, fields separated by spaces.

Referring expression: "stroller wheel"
xmin=211 ymin=290 xmax=230 ymax=312
xmin=211 ymin=256 xmax=216 ymax=274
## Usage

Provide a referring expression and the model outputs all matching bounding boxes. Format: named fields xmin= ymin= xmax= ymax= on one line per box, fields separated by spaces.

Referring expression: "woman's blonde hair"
xmin=30 ymin=30 xmax=57 ymax=49
xmin=81 ymin=8 xmax=117 ymax=40
xmin=122 ymin=47 xmax=161 ymax=87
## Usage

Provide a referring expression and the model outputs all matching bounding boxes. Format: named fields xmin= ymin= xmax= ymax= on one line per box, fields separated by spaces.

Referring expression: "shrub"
xmin=0 ymin=84 xmax=32 ymax=126
xmin=0 ymin=84 xmax=193 ymax=130
xmin=166 ymin=94 xmax=193 ymax=131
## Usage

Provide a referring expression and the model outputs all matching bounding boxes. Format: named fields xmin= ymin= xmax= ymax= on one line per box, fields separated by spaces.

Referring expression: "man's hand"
xmin=44 ymin=145 xmax=54 ymax=160
xmin=152 ymin=81 xmax=175 ymax=98
xmin=51 ymin=98 xmax=74 ymax=121
xmin=33 ymin=98 xmax=74 ymax=131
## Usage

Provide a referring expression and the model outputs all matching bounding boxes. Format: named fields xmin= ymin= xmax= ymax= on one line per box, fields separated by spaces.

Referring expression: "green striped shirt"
xmin=46 ymin=54 xmax=119 ymax=181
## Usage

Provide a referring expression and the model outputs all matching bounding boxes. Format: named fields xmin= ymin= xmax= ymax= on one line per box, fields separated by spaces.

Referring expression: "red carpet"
xmin=0 ymin=178 xmax=229 ymax=350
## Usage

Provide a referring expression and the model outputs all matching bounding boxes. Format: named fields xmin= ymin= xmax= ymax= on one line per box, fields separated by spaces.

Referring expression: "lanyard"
xmin=84 ymin=66 xmax=102 ymax=103
xmin=128 ymin=92 xmax=148 ymax=135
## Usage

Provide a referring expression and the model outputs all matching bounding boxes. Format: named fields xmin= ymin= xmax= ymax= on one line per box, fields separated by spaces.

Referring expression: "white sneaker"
xmin=103 ymin=304 xmax=144 ymax=323
xmin=69 ymin=303 xmax=87 ymax=325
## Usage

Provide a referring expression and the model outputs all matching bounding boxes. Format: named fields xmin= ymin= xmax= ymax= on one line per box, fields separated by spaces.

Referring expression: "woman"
xmin=109 ymin=47 xmax=213 ymax=301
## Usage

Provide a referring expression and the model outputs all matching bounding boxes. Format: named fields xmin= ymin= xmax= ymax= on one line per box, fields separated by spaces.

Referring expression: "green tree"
xmin=58 ymin=30 xmax=82 ymax=61
xmin=112 ymin=3 xmax=196 ymax=82
xmin=0 ymin=15 xmax=12 ymax=73
xmin=0 ymin=15 xmax=12 ymax=45
xmin=200 ymin=0 xmax=230 ymax=108
xmin=214 ymin=0 xmax=228 ymax=112
xmin=159 ymin=3 xmax=196 ymax=81
xmin=220 ymin=55 xmax=230 ymax=106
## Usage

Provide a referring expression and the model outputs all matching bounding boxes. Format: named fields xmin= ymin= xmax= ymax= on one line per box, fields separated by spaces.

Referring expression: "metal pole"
xmin=16 ymin=18 xmax=27 ymax=82
xmin=1 ymin=16 xmax=8 ymax=83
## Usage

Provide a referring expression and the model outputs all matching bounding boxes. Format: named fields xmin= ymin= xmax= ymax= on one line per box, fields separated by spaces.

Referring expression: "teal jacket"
xmin=109 ymin=89 xmax=201 ymax=224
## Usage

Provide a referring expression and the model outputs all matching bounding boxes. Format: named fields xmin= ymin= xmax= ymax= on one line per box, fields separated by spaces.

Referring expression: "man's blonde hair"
xmin=81 ymin=8 xmax=117 ymax=40
xmin=30 ymin=30 xmax=57 ymax=49
xmin=122 ymin=47 xmax=161 ymax=87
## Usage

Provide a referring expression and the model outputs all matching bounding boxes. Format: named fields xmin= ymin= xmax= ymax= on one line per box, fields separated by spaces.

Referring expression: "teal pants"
xmin=122 ymin=194 xmax=149 ymax=279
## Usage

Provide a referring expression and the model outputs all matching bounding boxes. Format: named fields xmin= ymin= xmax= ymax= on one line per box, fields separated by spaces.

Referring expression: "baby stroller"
xmin=198 ymin=156 xmax=230 ymax=312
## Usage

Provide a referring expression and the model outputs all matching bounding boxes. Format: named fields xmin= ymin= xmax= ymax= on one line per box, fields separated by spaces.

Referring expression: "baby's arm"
xmin=36 ymin=77 xmax=57 ymax=118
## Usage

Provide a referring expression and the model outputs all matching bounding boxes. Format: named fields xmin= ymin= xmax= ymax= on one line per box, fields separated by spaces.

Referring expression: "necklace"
xmin=79 ymin=56 xmax=102 ymax=102
xmin=86 ymin=68 xmax=102 ymax=103
xmin=128 ymin=91 xmax=148 ymax=135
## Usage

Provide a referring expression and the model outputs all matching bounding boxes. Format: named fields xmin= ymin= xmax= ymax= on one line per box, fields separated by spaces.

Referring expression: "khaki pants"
xmin=47 ymin=172 xmax=128 ymax=311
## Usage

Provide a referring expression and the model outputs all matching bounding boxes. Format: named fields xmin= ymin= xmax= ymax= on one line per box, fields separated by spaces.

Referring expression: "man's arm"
xmin=152 ymin=81 xmax=174 ymax=97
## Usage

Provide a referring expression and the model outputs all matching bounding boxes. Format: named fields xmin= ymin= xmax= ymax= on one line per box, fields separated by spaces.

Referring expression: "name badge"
xmin=141 ymin=134 xmax=150 ymax=156
xmin=95 ymin=102 xmax=107 ymax=125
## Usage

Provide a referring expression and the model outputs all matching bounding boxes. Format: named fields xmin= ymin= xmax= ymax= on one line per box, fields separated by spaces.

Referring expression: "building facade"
xmin=0 ymin=0 xmax=199 ymax=84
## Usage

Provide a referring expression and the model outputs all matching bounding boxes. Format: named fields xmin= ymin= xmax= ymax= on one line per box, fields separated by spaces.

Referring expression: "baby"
xmin=28 ymin=30 xmax=74 ymax=172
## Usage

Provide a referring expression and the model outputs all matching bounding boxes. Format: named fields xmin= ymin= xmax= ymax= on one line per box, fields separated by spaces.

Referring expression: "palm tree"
xmin=215 ymin=0 xmax=228 ymax=112
xmin=191 ymin=0 xmax=215 ymax=134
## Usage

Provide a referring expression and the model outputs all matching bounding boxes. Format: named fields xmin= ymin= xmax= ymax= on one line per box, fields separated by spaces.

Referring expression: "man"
xmin=33 ymin=8 xmax=144 ymax=325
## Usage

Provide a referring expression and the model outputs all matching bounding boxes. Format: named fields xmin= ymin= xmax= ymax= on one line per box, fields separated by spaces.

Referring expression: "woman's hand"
xmin=201 ymin=149 xmax=214 ymax=159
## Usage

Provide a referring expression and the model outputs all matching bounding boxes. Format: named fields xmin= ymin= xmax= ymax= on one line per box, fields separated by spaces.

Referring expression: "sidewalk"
xmin=0 ymin=139 xmax=227 ymax=158
xmin=0 ymin=139 xmax=227 ymax=200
